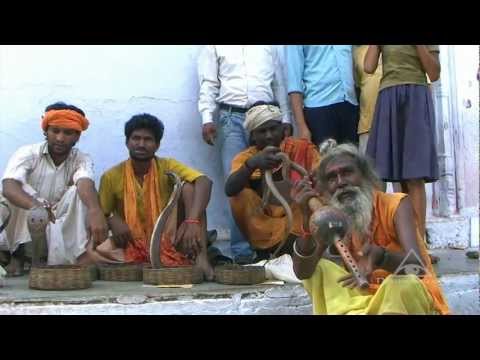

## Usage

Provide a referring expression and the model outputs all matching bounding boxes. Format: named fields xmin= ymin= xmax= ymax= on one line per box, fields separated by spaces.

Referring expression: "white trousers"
xmin=0 ymin=185 xmax=88 ymax=265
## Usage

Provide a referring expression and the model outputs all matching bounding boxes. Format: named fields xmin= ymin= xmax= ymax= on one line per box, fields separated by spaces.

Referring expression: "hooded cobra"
xmin=149 ymin=172 xmax=185 ymax=268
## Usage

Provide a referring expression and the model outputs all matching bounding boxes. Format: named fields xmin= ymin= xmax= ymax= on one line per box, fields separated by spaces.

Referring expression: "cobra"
xmin=149 ymin=172 xmax=185 ymax=269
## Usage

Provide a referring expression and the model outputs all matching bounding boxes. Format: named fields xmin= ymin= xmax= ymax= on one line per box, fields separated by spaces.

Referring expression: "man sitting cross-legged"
xmin=0 ymin=102 xmax=109 ymax=275
xmin=225 ymin=103 xmax=321 ymax=261
xmin=291 ymin=140 xmax=449 ymax=315
xmin=96 ymin=114 xmax=214 ymax=280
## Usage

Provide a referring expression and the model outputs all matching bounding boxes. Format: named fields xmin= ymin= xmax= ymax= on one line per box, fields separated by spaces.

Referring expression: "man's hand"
xmin=248 ymin=146 xmax=282 ymax=171
xmin=291 ymin=176 xmax=317 ymax=214
xmin=39 ymin=201 xmax=56 ymax=224
xmin=173 ymin=221 xmax=203 ymax=259
xmin=297 ymin=124 xmax=312 ymax=142
xmin=86 ymin=208 xmax=108 ymax=248
xmin=202 ymin=123 xmax=217 ymax=146
xmin=108 ymin=215 xmax=133 ymax=249
xmin=337 ymin=242 xmax=384 ymax=289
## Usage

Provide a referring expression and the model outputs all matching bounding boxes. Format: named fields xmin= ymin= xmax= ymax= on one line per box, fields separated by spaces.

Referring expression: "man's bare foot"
xmin=77 ymin=248 xmax=123 ymax=266
xmin=5 ymin=256 xmax=25 ymax=277
xmin=195 ymin=254 xmax=215 ymax=282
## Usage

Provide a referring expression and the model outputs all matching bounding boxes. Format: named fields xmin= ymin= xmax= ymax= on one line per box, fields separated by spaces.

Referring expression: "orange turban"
xmin=41 ymin=109 xmax=90 ymax=132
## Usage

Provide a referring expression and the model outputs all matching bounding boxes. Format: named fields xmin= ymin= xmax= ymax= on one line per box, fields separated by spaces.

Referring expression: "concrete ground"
xmin=0 ymin=248 xmax=477 ymax=315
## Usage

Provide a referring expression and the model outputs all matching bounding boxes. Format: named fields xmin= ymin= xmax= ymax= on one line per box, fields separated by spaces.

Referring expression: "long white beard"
xmin=330 ymin=185 xmax=374 ymax=237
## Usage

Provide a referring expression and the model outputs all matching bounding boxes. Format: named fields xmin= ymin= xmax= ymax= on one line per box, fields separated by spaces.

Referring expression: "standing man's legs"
xmin=336 ymin=101 xmax=359 ymax=145
xmin=304 ymin=105 xmax=337 ymax=146
xmin=216 ymin=109 xmax=254 ymax=263
xmin=304 ymin=102 xmax=359 ymax=146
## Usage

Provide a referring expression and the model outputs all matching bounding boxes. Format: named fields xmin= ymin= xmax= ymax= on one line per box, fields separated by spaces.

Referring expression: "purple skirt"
xmin=366 ymin=84 xmax=439 ymax=183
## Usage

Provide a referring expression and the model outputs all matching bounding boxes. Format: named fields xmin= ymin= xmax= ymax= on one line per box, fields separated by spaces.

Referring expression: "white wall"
xmin=1 ymin=45 xmax=476 ymax=233
xmin=451 ymin=45 xmax=479 ymax=215
xmin=0 ymin=45 xmax=231 ymax=230
xmin=427 ymin=45 xmax=479 ymax=220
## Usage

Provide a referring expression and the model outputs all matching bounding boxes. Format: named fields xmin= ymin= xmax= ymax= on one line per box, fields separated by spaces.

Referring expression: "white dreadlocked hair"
xmin=316 ymin=138 xmax=381 ymax=191
xmin=316 ymin=139 xmax=381 ymax=236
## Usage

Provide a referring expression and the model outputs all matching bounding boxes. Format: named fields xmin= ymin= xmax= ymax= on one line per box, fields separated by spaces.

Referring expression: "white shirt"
xmin=198 ymin=45 xmax=290 ymax=125
xmin=1 ymin=142 xmax=94 ymax=204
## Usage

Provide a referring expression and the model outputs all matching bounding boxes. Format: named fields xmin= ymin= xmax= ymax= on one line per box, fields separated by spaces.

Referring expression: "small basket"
xmin=143 ymin=265 xmax=203 ymax=285
xmin=214 ymin=265 xmax=266 ymax=285
xmin=29 ymin=265 xmax=92 ymax=290
xmin=87 ymin=265 xmax=99 ymax=281
xmin=98 ymin=263 xmax=143 ymax=282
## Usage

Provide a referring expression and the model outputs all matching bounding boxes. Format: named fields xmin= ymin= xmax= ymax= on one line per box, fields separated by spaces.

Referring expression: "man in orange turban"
xmin=41 ymin=106 xmax=90 ymax=133
xmin=0 ymin=102 xmax=109 ymax=276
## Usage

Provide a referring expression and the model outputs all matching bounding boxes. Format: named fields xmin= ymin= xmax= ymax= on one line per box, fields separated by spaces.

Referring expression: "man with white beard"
xmin=291 ymin=140 xmax=449 ymax=315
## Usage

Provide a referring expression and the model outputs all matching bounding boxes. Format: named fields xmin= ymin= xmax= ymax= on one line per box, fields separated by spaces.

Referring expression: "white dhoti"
xmin=0 ymin=185 xmax=89 ymax=265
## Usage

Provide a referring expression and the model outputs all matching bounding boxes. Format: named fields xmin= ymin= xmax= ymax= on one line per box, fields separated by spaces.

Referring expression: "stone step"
xmin=0 ymin=273 xmax=476 ymax=315
xmin=0 ymin=249 xmax=476 ymax=314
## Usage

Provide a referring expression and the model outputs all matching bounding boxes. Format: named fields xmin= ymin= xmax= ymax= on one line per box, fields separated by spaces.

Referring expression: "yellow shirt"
xmin=353 ymin=45 xmax=382 ymax=134
xmin=99 ymin=157 xmax=203 ymax=222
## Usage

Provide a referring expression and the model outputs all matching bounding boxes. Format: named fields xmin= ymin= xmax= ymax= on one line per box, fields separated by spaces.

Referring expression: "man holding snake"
xmin=225 ymin=103 xmax=321 ymax=260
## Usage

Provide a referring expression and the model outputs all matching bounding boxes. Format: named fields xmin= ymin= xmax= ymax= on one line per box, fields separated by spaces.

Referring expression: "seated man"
xmin=225 ymin=103 xmax=321 ymax=260
xmin=0 ymin=102 xmax=108 ymax=275
xmin=291 ymin=140 xmax=449 ymax=315
xmin=96 ymin=114 xmax=214 ymax=280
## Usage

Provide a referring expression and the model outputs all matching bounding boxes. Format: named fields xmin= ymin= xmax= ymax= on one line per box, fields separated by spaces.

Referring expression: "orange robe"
xmin=229 ymin=137 xmax=321 ymax=250
xmin=99 ymin=157 xmax=203 ymax=266
xmin=347 ymin=191 xmax=449 ymax=315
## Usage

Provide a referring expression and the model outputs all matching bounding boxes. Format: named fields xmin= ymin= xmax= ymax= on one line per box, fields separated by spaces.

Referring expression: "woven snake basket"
xmin=143 ymin=265 xmax=203 ymax=285
xmin=214 ymin=264 xmax=266 ymax=285
xmin=87 ymin=264 xmax=99 ymax=281
xmin=98 ymin=263 xmax=143 ymax=282
xmin=29 ymin=265 xmax=92 ymax=290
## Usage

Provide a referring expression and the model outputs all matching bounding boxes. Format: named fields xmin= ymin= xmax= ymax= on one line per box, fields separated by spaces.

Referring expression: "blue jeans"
xmin=216 ymin=109 xmax=254 ymax=259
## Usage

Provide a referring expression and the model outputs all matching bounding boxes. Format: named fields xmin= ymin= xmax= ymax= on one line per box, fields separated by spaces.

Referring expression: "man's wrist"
xmin=294 ymin=237 xmax=317 ymax=258
xmin=202 ymin=113 xmax=213 ymax=125
xmin=184 ymin=218 xmax=201 ymax=225
xmin=302 ymin=197 xmax=313 ymax=212
xmin=29 ymin=199 xmax=44 ymax=210
xmin=87 ymin=207 xmax=103 ymax=216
